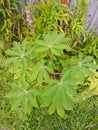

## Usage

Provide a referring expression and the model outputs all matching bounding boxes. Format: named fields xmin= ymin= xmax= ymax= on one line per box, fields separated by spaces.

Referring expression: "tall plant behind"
xmin=69 ymin=0 xmax=89 ymax=45
xmin=30 ymin=0 xmax=89 ymax=46
xmin=31 ymin=0 xmax=72 ymax=34
xmin=0 ymin=0 xmax=35 ymax=45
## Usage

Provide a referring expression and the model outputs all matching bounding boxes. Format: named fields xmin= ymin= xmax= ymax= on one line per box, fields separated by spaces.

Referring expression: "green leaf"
xmin=31 ymin=63 xmax=40 ymax=81
xmin=79 ymin=68 xmax=84 ymax=83
xmin=5 ymin=92 xmax=21 ymax=99
xmin=84 ymin=63 xmax=97 ymax=69
xmin=57 ymin=106 xmax=65 ymax=118
xmin=4 ymin=57 xmax=16 ymax=66
xmin=51 ymin=48 xmax=61 ymax=56
xmin=12 ymin=59 xmax=21 ymax=72
xmin=49 ymin=103 xmax=56 ymax=115
xmin=41 ymin=87 xmax=57 ymax=107
xmin=11 ymin=96 xmax=24 ymax=111
xmin=36 ymin=46 xmax=48 ymax=52
xmin=45 ymin=66 xmax=54 ymax=74
xmin=61 ymin=69 xmax=71 ymax=81
xmin=6 ymin=81 xmax=39 ymax=114
xmin=5 ymin=40 xmax=35 ymax=71
xmin=62 ymin=92 xmax=73 ymax=110
xmin=42 ymin=77 xmax=77 ymax=117
xmin=54 ymin=44 xmax=67 ymax=50
xmin=43 ymin=69 xmax=50 ymax=80
xmin=64 ymin=44 xmax=72 ymax=51
xmin=5 ymin=50 xmax=19 ymax=56
xmin=22 ymin=39 xmax=28 ymax=53
xmin=69 ymin=53 xmax=97 ymax=84
xmin=23 ymin=59 xmax=28 ymax=70
xmin=54 ymin=44 xmax=72 ymax=52
xmin=36 ymin=31 xmax=71 ymax=56
xmin=36 ymin=40 xmax=47 ymax=46
xmin=79 ymin=52 xmax=83 ymax=60
xmin=64 ymin=85 xmax=77 ymax=96
xmin=83 ymin=66 xmax=94 ymax=78
xmin=82 ymin=56 xmax=93 ymax=63
xmin=13 ymin=41 xmax=21 ymax=53
xmin=32 ymin=96 xmax=39 ymax=108
xmin=22 ymin=95 xmax=29 ymax=114
xmin=38 ymin=70 xmax=43 ymax=84
xmin=28 ymin=94 xmax=36 ymax=109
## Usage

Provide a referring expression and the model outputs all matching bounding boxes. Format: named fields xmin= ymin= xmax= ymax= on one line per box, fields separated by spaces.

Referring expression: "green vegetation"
xmin=0 ymin=0 xmax=98 ymax=129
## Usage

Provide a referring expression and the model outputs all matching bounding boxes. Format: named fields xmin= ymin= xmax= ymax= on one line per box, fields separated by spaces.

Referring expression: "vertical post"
xmin=24 ymin=0 xmax=34 ymax=33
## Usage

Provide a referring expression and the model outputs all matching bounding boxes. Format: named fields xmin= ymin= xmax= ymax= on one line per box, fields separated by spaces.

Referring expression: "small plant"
xmin=4 ymin=31 xmax=98 ymax=117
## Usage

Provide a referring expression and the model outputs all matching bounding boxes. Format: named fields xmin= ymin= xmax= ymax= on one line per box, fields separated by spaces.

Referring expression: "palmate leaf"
xmin=36 ymin=31 xmax=71 ymax=56
xmin=70 ymin=53 xmax=98 ymax=83
xmin=5 ymin=39 xmax=34 ymax=71
xmin=41 ymin=85 xmax=76 ymax=117
xmin=41 ymin=71 xmax=77 ymax=117
xmin=5 ymin=80 xmax=40 ymax=114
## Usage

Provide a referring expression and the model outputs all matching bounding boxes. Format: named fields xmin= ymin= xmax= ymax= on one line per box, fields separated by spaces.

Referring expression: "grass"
xmin=28 ymin=96 xmax=98 ymax=130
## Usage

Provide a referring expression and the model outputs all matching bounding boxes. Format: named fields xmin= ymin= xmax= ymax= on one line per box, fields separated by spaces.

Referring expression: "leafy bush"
xmin=0 ymin=0 xmax=98 ymax=119
xmin=4 ymin=31 xmax=98 ymax=117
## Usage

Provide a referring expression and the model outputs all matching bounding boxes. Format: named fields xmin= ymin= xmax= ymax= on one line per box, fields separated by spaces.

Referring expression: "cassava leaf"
xmin=11 ymin=96 xmax=24 ymax=111
xmin=41 ymin=74 xmax=77 ymax=117
xmin=68 ymin=53 xmax=97 ymax=84
xmin=5 ymin=40 xmax=35 ymax=71
xmin=36 ymin=31 xmax=71 ymax=56
xmin=5 ymin=81 xmax=39 ymax=114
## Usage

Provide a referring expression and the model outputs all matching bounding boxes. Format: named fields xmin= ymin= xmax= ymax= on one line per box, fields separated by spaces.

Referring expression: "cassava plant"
xmin=1 ymin=0 xmax=98 ymax=118
xmin=4 ymin=31 xmax=98 ymax=117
